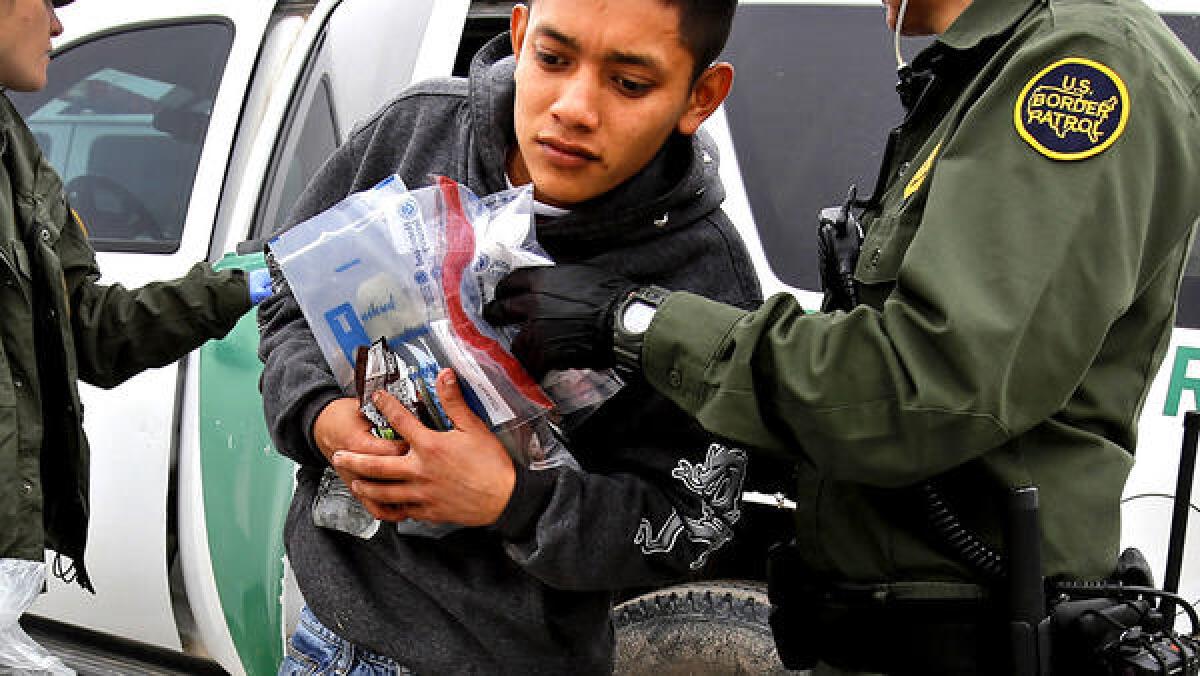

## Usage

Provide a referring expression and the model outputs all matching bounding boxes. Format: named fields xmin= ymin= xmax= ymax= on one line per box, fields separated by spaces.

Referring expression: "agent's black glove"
xmin=484 ymin=264 xmax=638 ymax=378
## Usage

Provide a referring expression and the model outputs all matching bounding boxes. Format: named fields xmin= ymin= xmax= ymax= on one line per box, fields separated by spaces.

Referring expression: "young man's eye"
xmin=615 ymin=77 xmax=652 ymax=97
xmin=536 ymin=50 xmax=568 ymax=68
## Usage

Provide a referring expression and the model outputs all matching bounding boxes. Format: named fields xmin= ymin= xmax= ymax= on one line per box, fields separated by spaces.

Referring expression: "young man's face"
xmin=0 ymin=0 xmax=62 ymax=92
xmin=508 ymin=0 xmax=731 ymax=208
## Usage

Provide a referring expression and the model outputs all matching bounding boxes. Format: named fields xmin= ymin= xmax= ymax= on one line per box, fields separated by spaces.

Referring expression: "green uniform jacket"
xmin=0 ymin=94 xmax=251 ymax=590
xmin=643 ymin=0 xmax=1200 ymax=583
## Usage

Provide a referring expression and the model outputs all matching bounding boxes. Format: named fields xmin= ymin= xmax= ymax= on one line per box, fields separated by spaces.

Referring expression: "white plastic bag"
xmin=0 ymin=559 xmax=73 ymax=675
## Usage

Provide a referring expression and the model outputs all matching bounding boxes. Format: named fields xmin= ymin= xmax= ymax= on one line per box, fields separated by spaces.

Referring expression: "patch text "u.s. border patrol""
xmin=1013 ymin=57 xmax=1130 ymax=161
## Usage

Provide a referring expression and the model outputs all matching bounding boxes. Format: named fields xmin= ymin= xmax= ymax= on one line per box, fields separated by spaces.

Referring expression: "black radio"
xmin=1011 ymin=412 xmax=1200 ymax=675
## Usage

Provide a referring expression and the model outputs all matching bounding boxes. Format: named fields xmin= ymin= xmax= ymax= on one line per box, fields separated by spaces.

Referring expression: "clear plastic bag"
xmin=0 ymin=560 xmax=73 ymax=675
xmin=270 ymin=176 xmax=442 ymax=389
xmin=271 ymin=176 xmax=615 ymax=538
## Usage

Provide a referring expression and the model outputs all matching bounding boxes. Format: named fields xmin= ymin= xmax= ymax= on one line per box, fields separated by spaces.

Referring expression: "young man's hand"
xmin=312 ymin=397 xmax=409 ymax=494
xmin=331 ymin=369 xmax=517 ymax=526
xmin=484 ymin=264 xmax=636 ymax=377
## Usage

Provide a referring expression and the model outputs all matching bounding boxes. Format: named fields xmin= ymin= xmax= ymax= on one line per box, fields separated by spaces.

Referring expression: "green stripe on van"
xmin=200 ymin=252 xmax=293 ymax=675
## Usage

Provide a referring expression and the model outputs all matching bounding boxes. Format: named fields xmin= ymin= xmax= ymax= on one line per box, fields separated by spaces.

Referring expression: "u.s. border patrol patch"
xmin=1013 ymin=57 xmax=1129 ymax=161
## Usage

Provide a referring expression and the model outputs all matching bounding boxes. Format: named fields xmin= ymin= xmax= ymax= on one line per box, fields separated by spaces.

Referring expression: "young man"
xmin=486 ymin=0 xmax=1200 ymax=672
xmin=257 ymin=1 xmax=764 ymax=673
xmin=0 ymin=0 xmax=259 ymax=592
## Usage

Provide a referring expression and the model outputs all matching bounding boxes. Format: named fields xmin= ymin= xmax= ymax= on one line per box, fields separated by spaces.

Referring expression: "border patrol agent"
xmin=0 ymin=0 xmax=266 ymax=591
xmin=486 ymin=0 xmax=1200 ymax=671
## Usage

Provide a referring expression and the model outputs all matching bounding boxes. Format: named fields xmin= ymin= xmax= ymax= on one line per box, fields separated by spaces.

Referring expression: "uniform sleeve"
xmin=59 ymin=209 xmax=252 ymax=389
xmin=491 ymin=385 xmax=752 ymax=591
xmin=643 ymin=28 xmax=1199 ymax=488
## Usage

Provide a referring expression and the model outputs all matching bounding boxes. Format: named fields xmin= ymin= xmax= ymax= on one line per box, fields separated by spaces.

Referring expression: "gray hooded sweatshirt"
xmin=258 ymin=35 xmax=762 ymax=674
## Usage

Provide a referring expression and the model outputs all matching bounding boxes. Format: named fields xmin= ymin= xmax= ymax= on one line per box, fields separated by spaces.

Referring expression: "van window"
xmin=10 ymin=22 xmax=233 ymax=253
xmin=255 ymin=73 xmax=339 ymax=239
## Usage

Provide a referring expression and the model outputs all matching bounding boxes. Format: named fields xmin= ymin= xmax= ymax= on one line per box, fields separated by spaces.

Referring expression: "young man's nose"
xmin=550 ymin=72 xmax=601 ymax=130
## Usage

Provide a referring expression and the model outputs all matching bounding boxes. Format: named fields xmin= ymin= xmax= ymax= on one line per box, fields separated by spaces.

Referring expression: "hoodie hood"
xmin=467 ymin=33 xmax=727 ymax=259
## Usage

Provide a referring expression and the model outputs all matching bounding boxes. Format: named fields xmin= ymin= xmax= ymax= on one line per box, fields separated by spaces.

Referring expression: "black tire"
xmin=612 ymin=580 xmax=808 ymax=675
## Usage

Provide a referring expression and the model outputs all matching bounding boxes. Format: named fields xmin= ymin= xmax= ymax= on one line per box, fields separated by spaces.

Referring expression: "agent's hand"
xmin=312 ymin=397 xmax=409 ymax=495
xmin=483 ymin=264 xmax=636 ymax=377
xmin=331 ymin=369 xmax=516 ymax=526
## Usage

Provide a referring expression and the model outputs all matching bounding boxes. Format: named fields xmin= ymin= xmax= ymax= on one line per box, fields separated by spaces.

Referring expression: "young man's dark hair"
xmin=673 ymin=0 xmax=739 ymax=79
xmin=259 ymin=0 xmax=763 ymax=673
xmin=527 ymin=0 xmax=738 ymax=80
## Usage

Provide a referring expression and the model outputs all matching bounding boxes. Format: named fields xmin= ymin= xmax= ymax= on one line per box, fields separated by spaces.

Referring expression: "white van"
xmin=8 ymin=0 xmax=1200 ymax=674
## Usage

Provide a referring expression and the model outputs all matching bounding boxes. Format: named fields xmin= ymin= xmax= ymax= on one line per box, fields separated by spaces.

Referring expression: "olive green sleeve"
xmin=643 ymin=26 xmax=1199 ymax=488
xmin=644 ymin=289 xmax=1014 ymax=487
xmin=57 ymin=210 xmax=252 ymax=388
xmin=70 ymin=264 xmax=251 ymax=388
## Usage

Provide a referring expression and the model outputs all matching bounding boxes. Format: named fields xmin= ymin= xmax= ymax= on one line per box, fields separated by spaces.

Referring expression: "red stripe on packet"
xmin=437 ymin=176 xmax=554 ymax=410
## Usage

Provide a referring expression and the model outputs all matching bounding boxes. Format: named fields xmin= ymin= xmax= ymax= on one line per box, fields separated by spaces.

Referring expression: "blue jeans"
xmin=279 ymin=606 xmax=413 ymax=675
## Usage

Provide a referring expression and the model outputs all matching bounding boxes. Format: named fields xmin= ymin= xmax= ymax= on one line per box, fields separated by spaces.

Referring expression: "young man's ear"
xmin=676 ymin=62 xmax=734 ymax=136
xmin=510 ymin=3 xmax=530 ymax=62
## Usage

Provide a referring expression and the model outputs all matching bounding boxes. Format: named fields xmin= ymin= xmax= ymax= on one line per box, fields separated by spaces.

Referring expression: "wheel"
xmin=612 ymin=580 xmax=808 ymax=675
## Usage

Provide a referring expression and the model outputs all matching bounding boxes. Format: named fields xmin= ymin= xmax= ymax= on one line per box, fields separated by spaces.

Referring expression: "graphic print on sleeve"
xmin=635 ymin=443 xmax=747 ymax=570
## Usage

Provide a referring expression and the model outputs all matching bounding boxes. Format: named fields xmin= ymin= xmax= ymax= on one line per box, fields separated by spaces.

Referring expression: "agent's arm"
xmin=58 ymin=207 xmax=253 ymax=388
